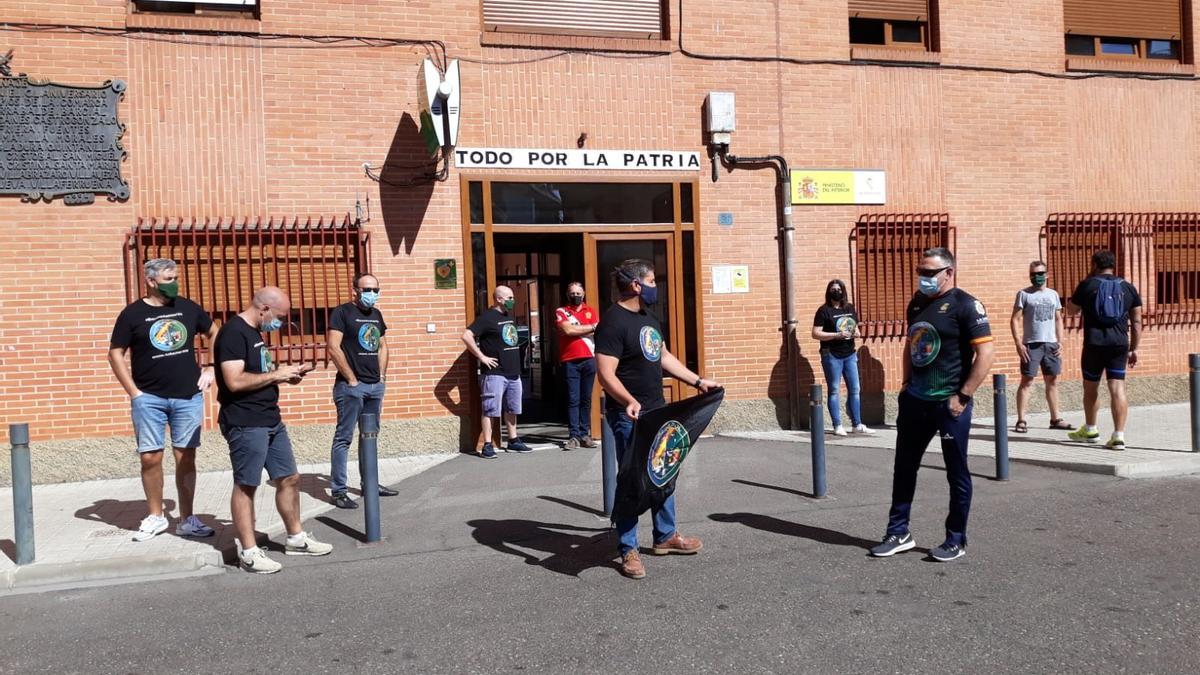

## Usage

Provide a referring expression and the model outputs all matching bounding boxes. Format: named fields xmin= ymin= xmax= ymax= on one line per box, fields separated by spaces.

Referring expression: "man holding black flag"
xmin=595 ymin=258 xmax=719 ymax=580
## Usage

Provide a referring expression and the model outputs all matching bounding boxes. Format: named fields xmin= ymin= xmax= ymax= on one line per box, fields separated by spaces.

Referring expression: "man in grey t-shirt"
xmin=1009 ymin=260 xmax=1072 ymax=433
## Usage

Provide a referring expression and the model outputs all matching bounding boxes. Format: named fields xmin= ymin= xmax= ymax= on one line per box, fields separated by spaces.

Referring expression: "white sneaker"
xmin=853 ymin=424 xmax=876 ymax=435
xmin=176 ymin=514 xmax=215 ymax=538
xmin=284 ymin=532 xmax=333 ymax=556
xmin=240 ymin=548 xmax=283 ymax=574
xmin=132 ymin=514 xmax=169 ymax=542
xmin=833 ymin=425 xmax=848 ymax=436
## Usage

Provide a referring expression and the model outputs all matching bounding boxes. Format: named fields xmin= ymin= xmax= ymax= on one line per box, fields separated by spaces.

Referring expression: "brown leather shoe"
xmin=620 ymin=551 xmax=646 ymax=579
xmin=651 ymin=532 xmax=703 ymax=555
xmin=580 ymin=436 xmax=598 ymax=448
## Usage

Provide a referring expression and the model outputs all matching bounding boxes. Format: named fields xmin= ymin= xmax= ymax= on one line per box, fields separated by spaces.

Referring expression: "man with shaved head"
xmin=461 ymin=285 xmax=532 ymax=458
xmin=214 ymin=286 xmax=333 ymax=574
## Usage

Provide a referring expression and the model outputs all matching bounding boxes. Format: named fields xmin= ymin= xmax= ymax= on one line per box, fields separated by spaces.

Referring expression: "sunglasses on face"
xmin=916 ymin=266 xmax=951 ymax=278
xmin=358 ymin=287 xmax=380 ymax=293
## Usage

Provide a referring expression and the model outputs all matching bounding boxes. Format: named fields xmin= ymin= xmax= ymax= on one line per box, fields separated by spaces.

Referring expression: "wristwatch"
xmin=956 ymin=391 xmax=973 ymax=406
xmin=694 ymin=377 xmax=703 ymax=388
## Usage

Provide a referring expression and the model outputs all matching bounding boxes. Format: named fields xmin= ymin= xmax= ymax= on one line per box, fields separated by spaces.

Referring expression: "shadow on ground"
xmin=708 ymin=512 xmax=878 ymax=551
xmin=467 ymin=518 xmax=618 ymax=577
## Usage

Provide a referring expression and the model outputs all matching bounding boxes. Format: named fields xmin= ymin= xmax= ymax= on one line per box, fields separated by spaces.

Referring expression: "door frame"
xmin=459 ymin=175 xmax=705 ymax=449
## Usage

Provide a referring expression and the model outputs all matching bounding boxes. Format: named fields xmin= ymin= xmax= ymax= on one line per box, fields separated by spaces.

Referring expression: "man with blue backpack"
xmin=1066 ymin=250 xmax=1143 ymax=450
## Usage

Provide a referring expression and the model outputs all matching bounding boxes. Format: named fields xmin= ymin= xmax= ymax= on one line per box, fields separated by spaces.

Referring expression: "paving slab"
xmin=0 ymin=454 xmax=453 ymax=594
xmin=723 ymin=402 xmax=1200 ymax=478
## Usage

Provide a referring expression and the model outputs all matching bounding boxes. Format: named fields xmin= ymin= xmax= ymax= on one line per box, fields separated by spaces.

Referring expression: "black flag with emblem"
xmin=611 ymin=387 xmax=725 ymax=523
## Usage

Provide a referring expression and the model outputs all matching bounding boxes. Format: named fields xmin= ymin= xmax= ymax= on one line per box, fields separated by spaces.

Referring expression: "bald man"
xmin=462 ymin=285 xmax=532 ymax=458
xmin=214 ymin=287 xmax=332 ymax=574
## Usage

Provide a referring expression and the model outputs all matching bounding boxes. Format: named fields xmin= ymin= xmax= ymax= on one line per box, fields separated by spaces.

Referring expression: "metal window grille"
xmin=1042 ymin=212 xmax=1200 ymax=328
xmin=123 ymin=215 xmax=370 ymax=365
xmin=850 ymin=213 xmax=954 ymax=339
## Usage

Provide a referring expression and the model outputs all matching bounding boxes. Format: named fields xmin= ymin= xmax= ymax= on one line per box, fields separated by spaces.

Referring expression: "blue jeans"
xmin=329 ymin=380 xmax=386 ymax=494
xmin=820 ymin=351 xmax=862 ymax=428
xmin=563 ymin=358 xmax=596 ymax=439
xmin=130 ymin=392 xmax=204 ymax=452
xmin=608 ymin=409 xmax=677 ymax=555
xmin=886 ymin=391 xmax=974 ymax=547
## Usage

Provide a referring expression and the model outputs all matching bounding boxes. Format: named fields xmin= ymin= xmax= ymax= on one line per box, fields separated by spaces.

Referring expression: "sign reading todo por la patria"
xmin=0 ymin=56 xmax=130 ymax=205
xmin=455 ymin=148 xmax=702 ymax=171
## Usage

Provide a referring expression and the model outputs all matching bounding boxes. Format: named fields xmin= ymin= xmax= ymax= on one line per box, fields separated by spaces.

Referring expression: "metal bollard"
xmin=9 ymin=423 xmax=35 ymax=565
xmin=1190 ymin=354 xmax=1200 ymax=453
xmin=809 ymin=384 xmax=827 ymax=498
xmin=993 ymin=373 xmax=1010 ymax=481
xmin=358 ymin=413 xmax=382 ymax=543
xmin=600 ymin=402 xmax=617 ymax=518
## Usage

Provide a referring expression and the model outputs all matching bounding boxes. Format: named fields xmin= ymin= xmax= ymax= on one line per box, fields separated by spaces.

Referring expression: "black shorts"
xmin=1081 ymin=345 xmax=1128 ymax=382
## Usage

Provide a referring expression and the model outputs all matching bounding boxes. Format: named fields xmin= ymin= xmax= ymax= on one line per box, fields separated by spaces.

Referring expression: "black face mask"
xmin=830 ymin=289 xmax=845 ymax=302
xmin=568 ymin=294 xmax=584 ymax=306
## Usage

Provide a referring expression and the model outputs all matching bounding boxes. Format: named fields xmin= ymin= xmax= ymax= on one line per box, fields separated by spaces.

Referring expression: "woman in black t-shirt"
xmin=811 ymin=279 xmax=873 ymax=436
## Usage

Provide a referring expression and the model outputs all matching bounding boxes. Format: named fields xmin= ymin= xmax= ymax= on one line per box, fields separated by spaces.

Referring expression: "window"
xmin=849 ymin=1 xmax=933 ymax=51
xmin=850 ymin=214 xmax=953 ymax=339
xmin=1063 ymin=0 xmax=1184 ymax=62
xmin=487 ymin=182 xmax=675 ymax=225
xmin=481 ymin=0 xmax=665 ymax=39
xmin=134 ymin=1 xmax=257 ymax=15
xmin=123 ymin=216 xmax=370 ymax=364
xmin=1042 ymin=213 xmax=1200 ymax=328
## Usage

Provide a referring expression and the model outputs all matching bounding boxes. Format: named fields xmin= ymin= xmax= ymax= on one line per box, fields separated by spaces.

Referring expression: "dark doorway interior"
xmin=492 ymin=233 xmax=586 ymax=440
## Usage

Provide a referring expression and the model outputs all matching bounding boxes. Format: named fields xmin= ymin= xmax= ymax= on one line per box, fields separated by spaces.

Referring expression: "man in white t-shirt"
xmin=1009 ymin=260 xmax=1072 ymax=433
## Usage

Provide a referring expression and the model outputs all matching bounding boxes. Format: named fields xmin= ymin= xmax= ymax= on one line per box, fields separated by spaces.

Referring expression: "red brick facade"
xmin=2 ymin=1 xmax=1198 ymax=443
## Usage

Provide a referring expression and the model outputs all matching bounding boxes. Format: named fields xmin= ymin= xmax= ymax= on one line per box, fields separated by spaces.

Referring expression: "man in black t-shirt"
xmin=594 ymin=258 xmax=718 ymax=580
xmin=869 ymin=248 xmax=995 ymax=563
xmin=325 ymin=273 xmax=397 ymax=509
xmin=461 ymin=285 xmax=532 ymax=458
xmin=1065 ymin=250 xmax=1143 ymax=450
xmin=108 ymin=258 xmax=218 ymax=543
xmin=214 ymin=286 xmax=332 ymax=574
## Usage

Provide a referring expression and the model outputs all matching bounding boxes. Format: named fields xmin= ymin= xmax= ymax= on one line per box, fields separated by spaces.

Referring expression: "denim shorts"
xmin=130 ymin=392 xmax=204 ymax=453
xmin=480 ymin=374 xmax=523 ymax=417
xmin=221 ymin=422 xmax=298 ymax=487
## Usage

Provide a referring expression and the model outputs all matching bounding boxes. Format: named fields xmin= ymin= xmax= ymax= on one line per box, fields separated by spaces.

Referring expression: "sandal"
xmin=1014 ymin=419 xmax=1028 ymax=433
xmin=1049 ymin=418 xmax=1075 ymax=430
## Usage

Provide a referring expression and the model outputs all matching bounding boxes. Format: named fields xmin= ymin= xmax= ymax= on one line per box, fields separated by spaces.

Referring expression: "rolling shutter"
xmin=848 ymin=0 xmax=928 ymax=22
xmin=483 ymin=0 xmax=664 ymax=39
xmin=1063 ymin=0 xmax=1181 ymax=39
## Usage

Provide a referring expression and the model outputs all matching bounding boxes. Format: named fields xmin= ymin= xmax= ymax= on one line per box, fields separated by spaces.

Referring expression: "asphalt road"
xmin=1 ymin=438 xmax=1197 ymax=674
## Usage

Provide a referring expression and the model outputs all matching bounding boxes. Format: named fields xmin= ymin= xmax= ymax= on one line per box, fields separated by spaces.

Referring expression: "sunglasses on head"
xmin=358 ymin=287 xmax=380 ymax=293
xmin=916 ymin=266 xmax=951 ymax=278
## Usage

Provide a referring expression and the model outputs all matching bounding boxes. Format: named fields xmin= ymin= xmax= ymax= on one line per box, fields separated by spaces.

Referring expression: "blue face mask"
xmin=358 ymin=291 xmax=379 ymax=309
xmin=918 ymin=275 xmax=942 ymax=297
xmin=639 ymin=283 xmax=658 ymax=306
xmin=262 ymin=316 xmax=283 ymax=332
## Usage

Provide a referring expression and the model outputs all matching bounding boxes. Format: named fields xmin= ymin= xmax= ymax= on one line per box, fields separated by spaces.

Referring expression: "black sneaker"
xmin=506 ymin=438 xmax=533 ymax=453
xmin=331 ymin=491 xmax=358 ymax=510
xmin=480 ymin=443 xmax=498 ymax=459
xmin=930 ymin=542 xmax=966 ymax=562
xmin=869 ymin=533 xmax=916 ymax=557
xmin=378 ymin=486 xmax=399 ymax=497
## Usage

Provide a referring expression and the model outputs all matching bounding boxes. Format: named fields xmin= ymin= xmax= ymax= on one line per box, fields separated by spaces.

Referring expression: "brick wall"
xmin=2 ymin=0 xmax=1198 ymax=443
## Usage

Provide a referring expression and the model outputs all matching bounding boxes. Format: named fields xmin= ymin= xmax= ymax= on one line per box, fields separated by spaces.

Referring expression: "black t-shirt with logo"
xmin=1070 ymin=275 xmax=1143 ymax=348
xmin=812 ymin=303 xmax=859 ymax=358
xmin=468 ymin=307 xmax=521 ymax=377
xmin=904 ymin=288 xmax=993 ymax=402
xmin=594 ymin=304 xmax=667 ymax=414
xmin=110 ymin=297 xmax=213 ymax=399
xmin=214 ymin=315 xmax=280 ymax=427
xmin=330 ymin=302 xmax=388 ymax=384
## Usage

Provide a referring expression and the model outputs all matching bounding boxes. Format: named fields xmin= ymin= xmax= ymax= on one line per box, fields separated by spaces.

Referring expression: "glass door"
xmin=584 ymin=233 xmax=684 ymax=413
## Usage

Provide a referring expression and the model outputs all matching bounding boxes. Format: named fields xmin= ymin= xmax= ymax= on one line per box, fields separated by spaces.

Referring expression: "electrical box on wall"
xmin=705 ymin=91 xmax=735 ymax=145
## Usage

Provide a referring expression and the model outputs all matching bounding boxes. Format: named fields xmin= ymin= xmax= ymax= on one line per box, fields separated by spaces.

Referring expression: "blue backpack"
xmin=1093 ymin=277 xmax=1127 ymax=327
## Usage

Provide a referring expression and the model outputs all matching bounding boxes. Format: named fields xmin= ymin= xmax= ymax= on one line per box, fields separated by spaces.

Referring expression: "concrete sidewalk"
xmin=724 ymin=402 xmax=1200 ymax=478
xmin=0 ymin=454 xmax=453 ymax=594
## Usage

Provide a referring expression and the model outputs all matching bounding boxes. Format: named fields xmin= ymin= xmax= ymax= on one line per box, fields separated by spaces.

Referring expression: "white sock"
xmin=1113 ymin=431 xmax=1124 ymax=441
xmin=240 ymin=546 xmax=260 ymax=560
xmin=1085 ymin=424 xmax=1098 ymax=433
xmin=286 ymin=532 xmax=306 ymax=545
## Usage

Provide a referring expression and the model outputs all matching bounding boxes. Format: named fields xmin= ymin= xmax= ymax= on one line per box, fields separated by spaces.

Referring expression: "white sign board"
xmin=454 ymin=148 xmax=702 ymax=171
xmin=712 ymin=265 xmax=749 ymax=294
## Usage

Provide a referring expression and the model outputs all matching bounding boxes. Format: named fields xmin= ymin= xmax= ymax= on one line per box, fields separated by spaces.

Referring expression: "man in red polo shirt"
xmin=556 ymin=282 xmax=599 ymax=450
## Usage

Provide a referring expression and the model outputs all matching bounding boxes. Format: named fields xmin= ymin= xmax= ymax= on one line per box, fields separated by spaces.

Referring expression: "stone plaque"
xmin=0 ymin=75 xmax=129 ymax=204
